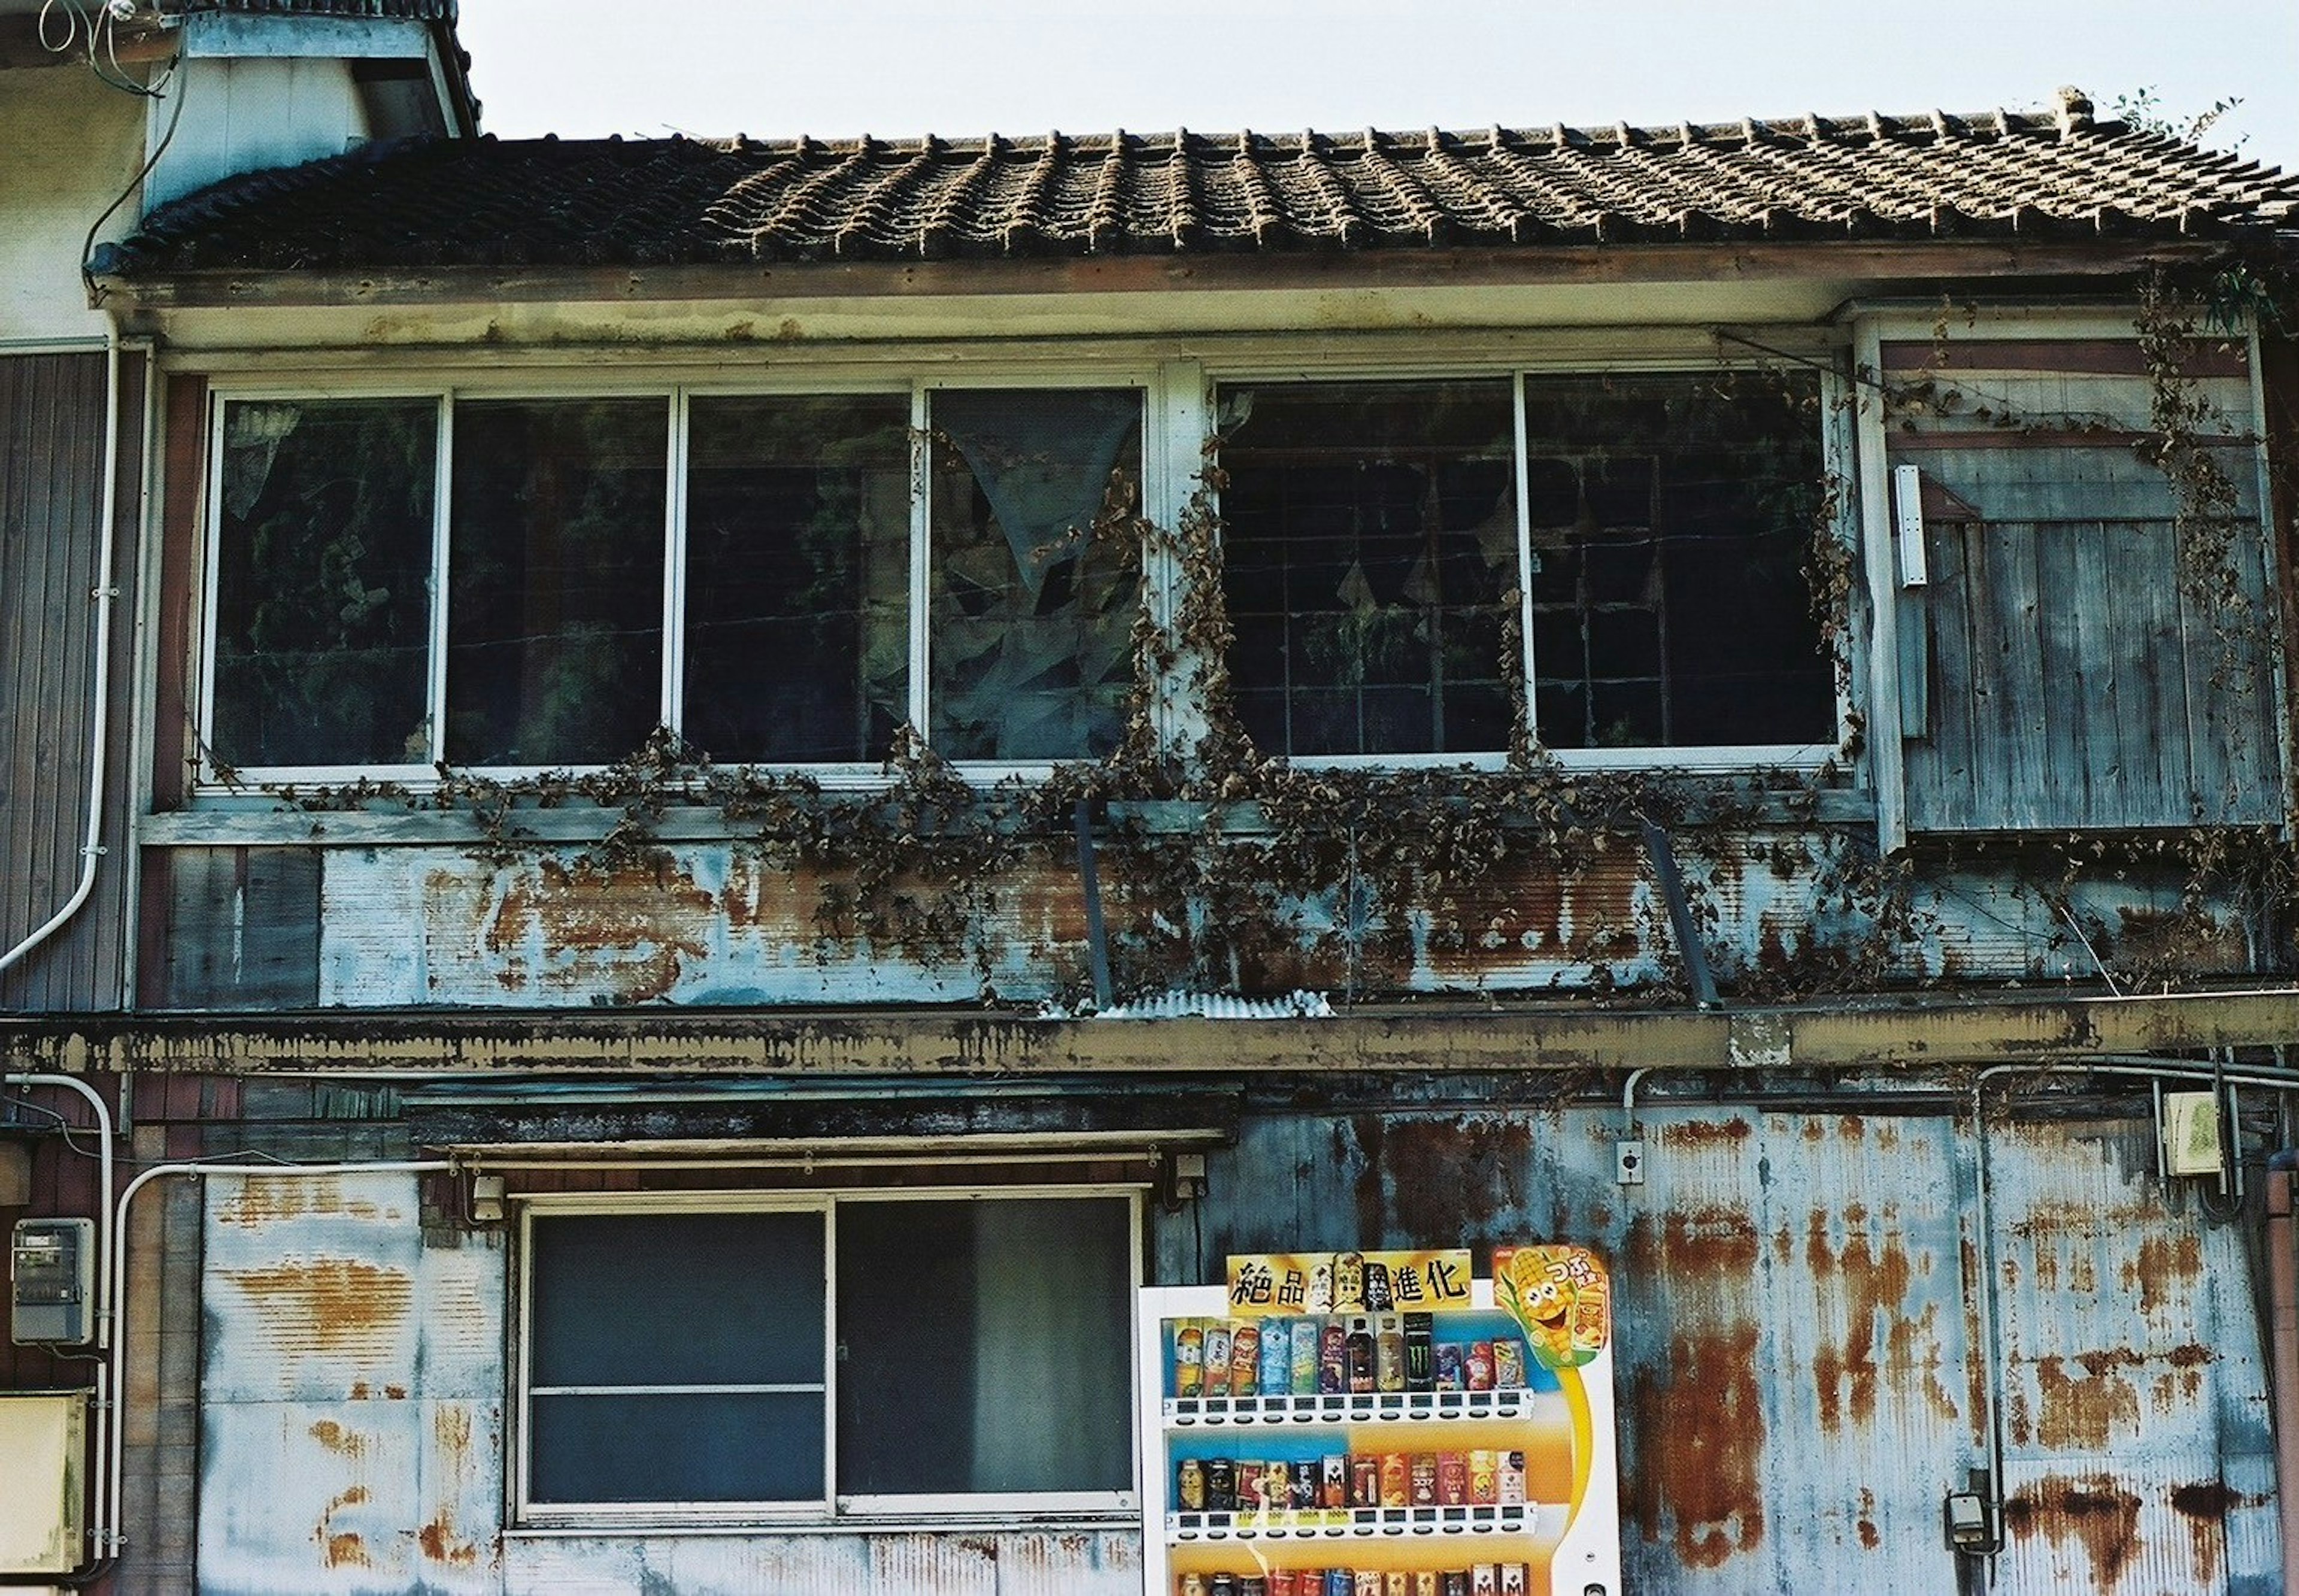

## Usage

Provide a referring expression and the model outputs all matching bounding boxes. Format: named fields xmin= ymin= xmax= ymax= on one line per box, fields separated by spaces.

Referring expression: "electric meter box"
xmin=11 ymin=1219 xmax=95 ymax=1346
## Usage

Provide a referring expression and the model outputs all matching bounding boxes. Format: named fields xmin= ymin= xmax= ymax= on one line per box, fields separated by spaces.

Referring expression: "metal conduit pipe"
xmin=2265 ymin=1151 xmax=2299 ymax=1596
xmin=104 ymin=1163 xmax=452 ymax=1558
xmin=0 ymin=320 xmax=131 ymax=979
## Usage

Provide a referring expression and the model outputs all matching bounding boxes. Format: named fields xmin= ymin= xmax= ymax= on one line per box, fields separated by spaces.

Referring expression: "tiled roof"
xmin=101 ymin=95 xmax=2299 ymax=275
xmin=185 ymin=0 xmax=457 ymax=19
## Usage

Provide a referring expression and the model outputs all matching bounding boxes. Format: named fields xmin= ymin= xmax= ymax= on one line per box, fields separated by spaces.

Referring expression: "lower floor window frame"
xmin=512 ymin=1184 xmax=1145 ymax=1528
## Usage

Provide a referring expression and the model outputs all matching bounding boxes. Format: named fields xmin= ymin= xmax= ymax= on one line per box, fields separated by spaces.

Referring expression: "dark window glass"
xmin=683 ymin=396 xmax=910 ymax=763
xmin=928 ymin=389 xmax=1142 ymax=761
xmin=835 ymin=1198 xmax=1133 ymax=1496
xmin=1522 ymin=373 xmax=1833 ymax=749
xmin=212 ymin=399 xmax=435 ymax=767
xmin=1216 ymin=382 xmax=1518 ymax=757
xmin=527 ymin=1211 xmax=825 ymax=1504
xmin=445 ymin=399 xmax=666 ymax=764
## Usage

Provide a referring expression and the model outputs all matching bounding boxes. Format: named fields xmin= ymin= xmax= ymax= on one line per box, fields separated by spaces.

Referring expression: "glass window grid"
xmin=197 ymin=362 xmax=1849 ymax=790
xmin=512 ymin=1186 xmax=1144 ymax=1528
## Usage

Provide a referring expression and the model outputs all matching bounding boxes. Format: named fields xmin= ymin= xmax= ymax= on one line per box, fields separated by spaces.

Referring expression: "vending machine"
xmin=1135 ymin=1247 xmax=1620 ymax=1596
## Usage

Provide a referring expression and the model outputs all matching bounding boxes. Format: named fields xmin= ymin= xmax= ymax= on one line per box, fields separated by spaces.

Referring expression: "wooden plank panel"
xmin=1905 ymin=519 xmax=1980 ymax=829
xmin=2031 ymin=522 xmax=2094 ymax=821
xmin=2067 ymin=521 xmax=2130 ymax=825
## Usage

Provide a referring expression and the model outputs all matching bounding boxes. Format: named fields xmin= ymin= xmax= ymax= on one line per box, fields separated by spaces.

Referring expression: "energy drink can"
xmin=1351 ymin=1454 xmax=1381 ymax=1506
xmin=1498 ymin=1451 xmax=1526 ymax=1506
xmin=1492 ymin=1339 xmax=1525 ymax=1391
xmin=1434 ymin=1343 xmax=1463 ymax=1391
xmin=1176 ymin=1457 xmax=1207 ymax=1511
xmin=1291 ymin=1316 xmax=1321 ymax=1394
xmin=1465 ymin=1342 xmax=1494 ymax=1392
xmin=1205 ymin=1456 xmax=1236 ymax=1513
xmin=1379 ymin=1451 xmax=1410 ymax=1507
xmin=1259 ymin=1318 xmax=1291 ymax=1395
xmin=1374 ymin=1315 xmax=1406 ymax=1392
xmin=1319 ymin=1320 xmax=1349 ymax=1394
xmin=1232 ymin=1322 xmax=1262 ymax=1398
xmin=1175 ymin=1321 xmax=1205 ymax=1398
xmin=1436 ymin=1452 xmax=1467 ymax=1506
xmin=1204 ymin=1323 xmax=1233 ymax=1394
xmin=1409 ymin=1453 xmax=1437 ymax=1506
xmin=1403 ymin=1313 xmax=1434 ymax=1392
xmin=1320 ymin=1454 xmax=1349 ymax=1508
xmin=1467 ymin=1451 xmax=1498 ymax=1506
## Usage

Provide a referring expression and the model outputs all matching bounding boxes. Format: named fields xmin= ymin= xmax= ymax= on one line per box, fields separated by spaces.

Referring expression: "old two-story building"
xmin=8 ymin=8 xmax=2299 ymax=1593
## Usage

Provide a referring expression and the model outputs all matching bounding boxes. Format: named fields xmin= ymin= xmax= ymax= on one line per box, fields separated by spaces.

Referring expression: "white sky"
xmin=457 ymin=0 xmax=2297 ymax=174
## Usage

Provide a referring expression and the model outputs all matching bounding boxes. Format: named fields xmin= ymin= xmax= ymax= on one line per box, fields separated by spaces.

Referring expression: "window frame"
xmin=511 ymin=1184 xmax=1145 ymax=1530
xmin=1202 ymin=356 xmax=1856 ymax=773
xmin=196 ymin=369 xmax=1167 ymax=792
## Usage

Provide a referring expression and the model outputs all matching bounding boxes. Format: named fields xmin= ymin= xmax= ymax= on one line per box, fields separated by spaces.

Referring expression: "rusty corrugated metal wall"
xmin=0 ymin=350 xmax=144 ymax=1012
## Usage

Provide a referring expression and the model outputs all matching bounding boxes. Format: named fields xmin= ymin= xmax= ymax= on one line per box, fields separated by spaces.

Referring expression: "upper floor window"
xmin=203 ymin=384 xmax=1144 ymax=780
xmin=1215 ymin=371 xmax=1836 ymax=760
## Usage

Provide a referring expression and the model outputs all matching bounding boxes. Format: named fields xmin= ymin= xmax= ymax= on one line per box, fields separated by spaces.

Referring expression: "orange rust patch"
xmin=2127 ymin=1233 xmax=2203 ymax=1319
xmin=384 ymin=1384 xmax=408 ymax=1400
xmin=1412 ymin=854 xmax=1647 ymax=984
xmin=320 ymin=1533 xmax=369 ymax=1569
xmin=308 ymin=1420 xmax=369 ymax=1458
xmin=1657 ymin=1118 xmax=1752 ymax=1149
xmin=1624 ymin=1204 xmax=1761 ymax=1279
xmin=211 ymin=1177 xmax=382 ymax=1227
xmin=1856 ymin=1488 xmax=1880 ymax=1551
xmin=230 ymin=1260 xmax=413 ymax=1356
xmin=1631 ymin=1325 xmax=1766 ymax=1569
xmin=418 ymin=1519 xmax=480 ymax=1567
xmin=471 ymin=856 xmax=715 ymax=1003
xmin=2030 ymin=1352 xmax=2140 ymax=1451
xmin=2003 ymin=1475 xmax=2142 ymax=1589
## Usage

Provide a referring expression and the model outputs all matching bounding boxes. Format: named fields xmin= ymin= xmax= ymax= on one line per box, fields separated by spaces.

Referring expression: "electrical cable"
xmin=80 ymin=47 xmax=187 ymax=304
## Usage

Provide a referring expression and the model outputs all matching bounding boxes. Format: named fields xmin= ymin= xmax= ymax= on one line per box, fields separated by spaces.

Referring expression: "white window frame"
xmin=197 ymin=371 xmax=1169 ymax=793
xmin=512 ymin=1184 xmax=1145 ymax=1530
xmin=1200 ymin=358 xmax=1857 ymax=773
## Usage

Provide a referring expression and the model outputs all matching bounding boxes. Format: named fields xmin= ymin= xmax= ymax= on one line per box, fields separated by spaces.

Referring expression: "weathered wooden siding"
xmin=0 ymin=351 xmax=144 ymax=1012
xmin=1887 ymin=339 xmax=2283 ymax=832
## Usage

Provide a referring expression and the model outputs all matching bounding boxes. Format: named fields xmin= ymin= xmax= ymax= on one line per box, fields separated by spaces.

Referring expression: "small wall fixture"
xmin=469 ymin=1175 xmax=508 ymax=1224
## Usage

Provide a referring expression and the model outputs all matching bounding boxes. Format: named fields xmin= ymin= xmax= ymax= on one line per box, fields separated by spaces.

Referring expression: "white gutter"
xmin=104 ymin=1161 xmax=451 ymax=1556
xmin=0 ymin=318 xmax=130 ymax=980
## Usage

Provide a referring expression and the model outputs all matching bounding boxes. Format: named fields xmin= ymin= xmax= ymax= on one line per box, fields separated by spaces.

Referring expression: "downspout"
xmin=2267 ymin=1150 xmax=2299 ymax=1595
xmin=0 ymin=317 xmax=127 ymax=979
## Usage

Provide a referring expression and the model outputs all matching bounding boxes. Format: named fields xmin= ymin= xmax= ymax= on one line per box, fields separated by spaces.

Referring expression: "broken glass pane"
xmin=684 ymin=395 xmax=909 ymax=763
xmin=212 ymin=399 xmax=436 ymax=767
xmin=1217 ymin=381 xmax=1517 ymax=757
xmin=928 ymin=388 xmax=1143 ymax=761
xmin=445 ymin=399 xmax=668 ymax=766
xmin=1522 ymin=372 xmax=1831 ymax=750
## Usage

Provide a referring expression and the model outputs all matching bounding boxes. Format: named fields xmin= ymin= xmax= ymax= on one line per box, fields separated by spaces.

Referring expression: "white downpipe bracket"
xmin=0 ymin=319 xmax=128 ymax=979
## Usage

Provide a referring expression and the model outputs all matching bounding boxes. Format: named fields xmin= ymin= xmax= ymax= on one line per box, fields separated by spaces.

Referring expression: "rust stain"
xmin=2125 ymin=1233 xmax=2203 ymax=1319
xmin=1656 ymin=1118 xmax=1752 ymax=1149
xmin=308 ymin=1420 xmax=369 ymax=1460
xmin=211 ymin=1176 xmax=381 ymax=1227
xmin=1624 ymin=1204 xmax=1762 ymax=1279
xmin=348 ymin=1381 xmax=370 ymax=1400
xmin=2003 ymin=1475 xmax=2143 ymax=1589
xmin=1806 ymin=1211 xmax=1919 ymax=1432
xmin=1631 ymin=1325 xmax=1766 ymax=1569
xmin=417 ymin=1519 xmax=479 ymax=1568
xmin=1856 ymin=1487 xmax=1880 ymax=1551
xmin=384 ymin=1383 xmax=408 ymax=1400
xmin=1413 ymin=855 xmax=1645 ymax=983
xmin=313 ymin=1484 xmax=373 ymax=1571
xmin=229 ymin=1259 xmax=412 ymax=1355
xmin=2030 ymin=1351 xmax=2141 ymax=1451
xmin=2171 ymin=1479 xmax=2249 ymax=1587
xmin=1381 ymin=1116 xmax=1532 ymax=1240
xmin=474 ymin=856 xmax=714 ymax=1003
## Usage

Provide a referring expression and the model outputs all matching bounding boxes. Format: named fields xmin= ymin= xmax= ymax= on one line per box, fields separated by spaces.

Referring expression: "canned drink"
xmin=1205 ymin=1323 xmax=1233 ymax=1394
xmin=1291 ymin=1315 xmax=1321 ymax=1394
xmin=1436 ymin=1452 xmax=1467 ymax=1505
xmin=1179 ymin=1577 xmax=1208 ymax=1596
xmin=1412 ymin=1574 xmax=1438 ymax=1596
xmin=1320 ymin=1453 xmax=1349 ymax=1509
xmin=1409 ymin=1452 xmax=1438 ymax=1506
xmin=1319 ymin=1320 xmax=1349 ymax=1394
xmin=1232 ymin=1322 xmax=1262 ymax=1398
xmin=1403 ymin=1313 xmax=1434 ymax=1392
xmin=1467 ymin=1450 xmax=1498 ymax=1506
xmin=1261 ymin=1460 xmax=1290 ymax=1510
xmin=1497 ymin=1451 xmax=1526 ymax=1506
xmin=1383 ymin=1574 xmax=1409 ymax=1596
xmin=1374 ymin=1315 xmax=1406 ymax=1392
xmin=1209 ymin=1576 xmax=1236 ymax=1596
xmin=1237 ymin=1460 xmax=1266 ymax=1512
xmin=1363 ymin=1260 xmax=1394 ymax=1311
xmin=1175 ymin=1320 xmax=1206 ymax=1398
xmin=1291 ymin=1463 xmax=1318 ymax=1512
xmin=1434 ymin=1343 xmax=1464 ymax=1391
xmin=1259 ymin=1318 xmax=1291 ymax=1395
xmin=1498 ymin=1567 xmax=1528 ymax=1596
xmin=1353 ymin=1574 xmax=1381 ymax=1596
xmin=1176 ymin=1457 xmax=1207 ymax=1511
xmin=1205 ymin=1455 xmax=1236 ymax=1513
xmin=1442 ymin=1574 xmax=1469 ymax=1596
xmin=1266 ymin=1574 xmax=1296 ymax=1596
xmin=1379 ymin=1451 xmax=1411 ymax=1507
xmin=1241 ymin=1579 xmax=1267 ymax=1596
xmin=1334 ymin=1252 xmax=1366 ymax=1312
xmin=1345 ymin=1318 xmax=1376 ymax=1393
xmin=1326 ymin=1573 xmax=1355 ymax=1596
xmin=1465 ymin=1341 xmax=1494 ymax=1392
xmin=1471 ymin=1567 xmax=1498 ymax=1596
xmin=1351 ymin=1453 xmax=1381 ymax=1507
xmin=1492 ymin=1339 xmax=1525 ymax=1391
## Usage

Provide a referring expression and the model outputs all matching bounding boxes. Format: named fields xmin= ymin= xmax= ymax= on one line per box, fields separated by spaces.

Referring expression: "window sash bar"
xmin=530 ymin=1382 xmax=827 ymax=1397
xmin=426 ymin=392 xmax=453 ymax=766
xmin=660 ymin=387 xmax=689 ymax=738
xmin=1512 ymin=371 xmax=1537 ymax=750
